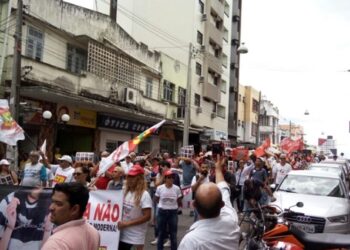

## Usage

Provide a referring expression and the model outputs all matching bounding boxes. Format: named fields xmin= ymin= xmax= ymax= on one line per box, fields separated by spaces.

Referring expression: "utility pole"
xmin=289 ymin=120 xmax=292 ymax=138
xmin=255 ymin=91 xmax=261 ymax=146
xmin=183 ymin=43 xmax=193 ymax=146
xmin=8 ymin=0 xmax=23 ymax=169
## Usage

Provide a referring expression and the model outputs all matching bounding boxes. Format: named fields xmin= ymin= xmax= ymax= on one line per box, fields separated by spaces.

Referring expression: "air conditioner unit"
xmin=124 ymin=87 xmax=137 ymax=105
xmin=199 ymin=76 xmax=205 ymax=83
xmin=201 ymin=14 xmax=208 ymax=21
xmin=196 ymin=107 xmax=202 ymax=113
xmin=211 ymin=112 xmax=217 ymax=119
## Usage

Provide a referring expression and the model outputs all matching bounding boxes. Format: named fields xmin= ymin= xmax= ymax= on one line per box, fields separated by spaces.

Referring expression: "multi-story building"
xmin=237 ymin=85 xmax=260 ymax=148
xmin=0 ymin=0 xmax=186 ymax=159
xmin=318 ymin=135 xmax=336 ymax=156
xmin=92 ymin=0 xmax=236 ymax=149
xmin=279 ymin=124 xmax=305 ymax=141
xmin=259 ymin=98 xmax=279 ymax=144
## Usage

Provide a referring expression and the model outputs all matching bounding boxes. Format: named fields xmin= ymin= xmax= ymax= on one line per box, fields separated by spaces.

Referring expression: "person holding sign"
xmin=0 ymin=159 xmax=18 ymax=185
xmin=118 ymin=165 xmax=152 ymax=250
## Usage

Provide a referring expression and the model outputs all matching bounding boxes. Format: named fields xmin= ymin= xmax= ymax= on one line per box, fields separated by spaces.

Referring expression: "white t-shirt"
xmin=120 ymin=190 xmax=152 ymax=245
xmin=275 ymin=163 xmax=292 ymax=185
xmin=191 ymin=175 xmax=210 ymax=187
xmin=51 ymin=165 xmax=75 ymax=186
xmin=120 ymin=161 xmax=133 ymax=174
xmin=155 ymin=184 xmax=182 ymax=210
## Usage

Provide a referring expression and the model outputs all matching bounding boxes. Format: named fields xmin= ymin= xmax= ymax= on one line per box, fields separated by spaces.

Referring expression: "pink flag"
xmin=98 ymin=120 xmax=166 ymax=175
xmin=280 ymin=137 xmax=304 ymax=154
xmin=0 ymin=99 xmax=25 ymax=146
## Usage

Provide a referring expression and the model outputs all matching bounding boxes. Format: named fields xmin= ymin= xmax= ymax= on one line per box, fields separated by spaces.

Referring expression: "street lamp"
xmin=42 ymin=110 xmax=52 ymax=120
xmin=304 ymin=109 xmax=309 ymax=116
xmin=61 ymin=114 xmax=70 ymax=123
xmin=237 ymin=42 xmax=248 ymax=54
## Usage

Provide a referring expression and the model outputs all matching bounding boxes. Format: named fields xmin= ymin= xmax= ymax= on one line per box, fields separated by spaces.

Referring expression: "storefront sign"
xmin=204 ymin=129 xmax=228 ymax=141
xmin=97 ymin=115 xmax=159 ymax=134
xmin=57 ymin=105 xmax=97 ymax=128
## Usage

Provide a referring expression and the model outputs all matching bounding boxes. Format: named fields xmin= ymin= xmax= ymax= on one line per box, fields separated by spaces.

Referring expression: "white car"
xmin=272 ymin=170 xmax=350 ymax=234
xmin=308 ymin=163 xmax=348 ymax=186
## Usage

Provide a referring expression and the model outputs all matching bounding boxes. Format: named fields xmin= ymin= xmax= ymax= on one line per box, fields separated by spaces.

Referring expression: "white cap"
xmin=0 ymin=159 xmax=10 ymax=165
xmin=58 ymin=155 xmax=73 ymax=164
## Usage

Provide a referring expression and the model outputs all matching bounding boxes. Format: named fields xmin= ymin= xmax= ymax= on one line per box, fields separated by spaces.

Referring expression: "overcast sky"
xmin=65 ymin=0 xmax=350 ymax=155
xmin=240 ymin=0 xmax=350 ymax=155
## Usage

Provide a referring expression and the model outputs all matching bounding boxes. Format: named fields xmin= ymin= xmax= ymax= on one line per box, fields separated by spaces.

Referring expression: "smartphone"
xmin=228 ymin=161 xmax=234 ymax=171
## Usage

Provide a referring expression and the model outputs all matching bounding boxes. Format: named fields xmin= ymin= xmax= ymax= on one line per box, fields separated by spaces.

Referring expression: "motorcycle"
xmin=239 ymin=202 xmax=350 ymax=250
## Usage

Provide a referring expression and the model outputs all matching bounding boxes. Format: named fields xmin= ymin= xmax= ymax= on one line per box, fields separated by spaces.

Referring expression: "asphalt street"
xmin=145 ymin=208 xmax=194 ymax=249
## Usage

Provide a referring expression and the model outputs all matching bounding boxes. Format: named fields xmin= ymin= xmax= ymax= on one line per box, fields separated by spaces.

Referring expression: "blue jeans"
xmin=157 ymin=208 xmax=178 ymax=250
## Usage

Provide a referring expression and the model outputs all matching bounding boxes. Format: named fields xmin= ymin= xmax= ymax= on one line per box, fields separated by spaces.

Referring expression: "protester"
xmin=73 ymin=165 xmax=95 ymax=189
xmin=21 ymin=151 xmax=47 ymax=187
xmin=46 ymin=155 xmax=75 ymax=187
xmin=120 ymin=154 xmax=134 ymax=175
xmin=155 ymin=170 xmax=182 ymax=250
xmin=274 ymin=154 xmax=292 ymax=186
xmin=0 ymin=159 xmax=18 ymax=185
xmin=92 ymin=151 xmax=115 ymax=190
xmin=107 ymin=166 xmax=124 ymax=190
xmin=0 ymin=187 xmax=52 ymax=249
xmin=178 ymin=156 xmax=240 ymax=249
xmin=234 ymin=159 xmax=245 ymax=212
xmin=118 ymin=165 xmax=152 ymax=250
xmin=191 ymin=163 xmax=210 ymax=221
xmin=42 ymin=183 xmax=100 ymax=249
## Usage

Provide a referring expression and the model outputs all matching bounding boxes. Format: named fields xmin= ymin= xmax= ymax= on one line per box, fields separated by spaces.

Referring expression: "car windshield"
xmin=278 ymin=175 xmax=344 ymax=198
xmin=308 ymin=166 xmax=341 ymax=175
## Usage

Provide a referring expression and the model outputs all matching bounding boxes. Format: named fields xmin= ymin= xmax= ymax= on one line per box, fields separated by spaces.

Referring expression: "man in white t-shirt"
xmin=47 ymin=155 xmax=75 ymax=187
xmin=21 ymin=151 xmax=47 ymax=187
xmin=120 ymin=155 xmax=134 ymax=175
xmin=274 ymin=154 xmax=292 ymax=186
xmin=155 ymin=170 xmax=182 ymax=250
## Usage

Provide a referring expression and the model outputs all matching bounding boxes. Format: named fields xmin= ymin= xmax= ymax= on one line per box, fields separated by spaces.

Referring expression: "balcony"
xmin=208 ymin=23 xmax=223 ymax=48
xmin=206 ymin=53 xmax=223 ymax=74
xmin=203 ymin=82 xmax=220 ymax=102
xmin=210 ymin=0 xmax=225 ymax=19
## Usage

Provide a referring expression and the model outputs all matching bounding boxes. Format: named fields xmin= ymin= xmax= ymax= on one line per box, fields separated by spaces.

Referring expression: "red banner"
xmin=280 ymin=137 xmax=304 ymax=153
xmin=254 ymin=138 xmax=271 ymax=157
xmin=232 ymin=147 xmax=249 ymax=161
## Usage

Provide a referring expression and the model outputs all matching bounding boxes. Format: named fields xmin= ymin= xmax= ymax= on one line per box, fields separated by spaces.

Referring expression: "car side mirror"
xmin=296 ymin=202 xmax=304 ymax=208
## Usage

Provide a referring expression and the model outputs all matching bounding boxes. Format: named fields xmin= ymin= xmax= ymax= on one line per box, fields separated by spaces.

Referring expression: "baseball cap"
xmin=58 ymin=155 xmax=73 ymax=164
xmin=164 ymin=170 xmax=173 ymax=177
xmin=128 ymin=164 xmax=145 ymax=176
xmin=0 ymin=159 xmax=10 ymax=165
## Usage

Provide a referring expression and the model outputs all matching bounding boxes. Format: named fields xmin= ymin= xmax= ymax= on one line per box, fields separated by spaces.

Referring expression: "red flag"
xmin=318 ymin=138 xmax=326 ymax=146
xmin=254 ymin=138 xmax=271 ymax=157
xmin=232 ymin=147 xmax=249 ymax=161
xmin=280 ymin=138 xmax=304 ymax=154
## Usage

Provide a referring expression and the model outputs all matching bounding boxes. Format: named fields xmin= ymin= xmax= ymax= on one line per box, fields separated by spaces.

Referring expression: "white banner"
xmin=84 ymin=190 xmax=123 ymax=250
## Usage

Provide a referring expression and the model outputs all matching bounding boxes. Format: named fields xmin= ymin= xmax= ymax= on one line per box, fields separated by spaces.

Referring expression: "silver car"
xmin=308 ymin=163 xmax=348 ymax=186
xmin=272 ymin=170 xmax=350 ymax=234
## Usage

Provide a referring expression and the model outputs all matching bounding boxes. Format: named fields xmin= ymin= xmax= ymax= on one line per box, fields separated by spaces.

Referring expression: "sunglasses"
xmin=73 ymin=172 xmax=83 ymax=176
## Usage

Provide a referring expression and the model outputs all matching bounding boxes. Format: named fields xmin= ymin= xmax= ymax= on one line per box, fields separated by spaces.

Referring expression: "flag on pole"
xmin=0 ymin=99 xmax=25 ymax=146
xmin=254 ymin=138 xmax=271 ymax=157
xmin=40 ymin=139 xmax=47 ymax=155
xmin=98 ymin=120 xmax=166 ymax=175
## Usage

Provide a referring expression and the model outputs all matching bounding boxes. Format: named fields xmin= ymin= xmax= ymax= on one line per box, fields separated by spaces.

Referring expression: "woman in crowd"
xmin=118 ymin=165 xmax=152 ymax=250
xmin=155 ymin=170 xmax=182 ymax=250
xmin=0 ymin=159 xmax=18 ymax=185
xmin=73 ymin=166 xmax=96 ymax=190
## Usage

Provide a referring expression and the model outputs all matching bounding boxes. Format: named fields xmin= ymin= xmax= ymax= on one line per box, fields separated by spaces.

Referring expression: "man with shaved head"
xmin=178 ymin=156 xmax=240 ymax=250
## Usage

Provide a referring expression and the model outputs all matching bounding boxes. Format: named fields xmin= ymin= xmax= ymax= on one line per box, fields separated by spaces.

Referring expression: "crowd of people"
xmin=0 ymin=148 xmax=340 ymax=250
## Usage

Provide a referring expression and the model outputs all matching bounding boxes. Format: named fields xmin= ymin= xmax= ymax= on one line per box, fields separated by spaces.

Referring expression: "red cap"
xmin=128 ymin=164 xmax=145 ymax=176
xmin=164 ymin=170 xmax=173 ymax=176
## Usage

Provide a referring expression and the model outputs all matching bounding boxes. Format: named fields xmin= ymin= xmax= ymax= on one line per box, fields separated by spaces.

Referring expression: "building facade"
xmin=0 ymin=0 xmax=188 ymax=160
xmin=259 ymin=98 xmax=279 ymax=144
xmin=92 ymin=0 xmax=236 ymax=149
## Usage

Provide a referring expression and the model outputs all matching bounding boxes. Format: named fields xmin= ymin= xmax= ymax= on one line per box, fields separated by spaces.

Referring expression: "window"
xmin=212 ymin=102 xmax=217 ymax=112
xmin=253 ymin=99 xmax=259 ymax=113
xmin=221 ymin=80 xmax=226 ymax=93
xmin=196 ymin=62 xmax=202 ymax=75
xmin=251 ymin=122 xmax=258 ymax=136
xmin=261 ymin=116 xmax=269 ymax=126
xmin=177 ymin=87 xmax=186 ymax=118
xmin=145 ymin=78 xmax=153 ymax=98
xmin=223 ymin=28 xmax=228 ymax=42
xmin=66 ymin=44 xmax=87 ymax=74
xmin=199 ymin=0 xmax=204 ymax=14
xmin=163 ymin=80 xmax=175 ymax=101
xmin=217 ymin=105 xmax=225 ymax=118
xmin=194 ymin=93 xmax=201 ymax=106
xmin=26 ymin=26 xmax=44 ymax=61
xmin=213 ymin=76 xmax=219 ymax=85
xmin=197 ymin=31 xmax=203 ymax=45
